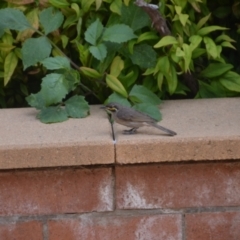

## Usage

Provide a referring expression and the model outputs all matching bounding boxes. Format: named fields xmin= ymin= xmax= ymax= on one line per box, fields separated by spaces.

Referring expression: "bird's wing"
xmin=117 ymin=108 xmax=155 ymax=122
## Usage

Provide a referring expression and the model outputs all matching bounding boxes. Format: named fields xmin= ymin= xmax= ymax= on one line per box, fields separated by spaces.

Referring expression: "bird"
xmin=102 ymin=102 xmax=177 ymax=136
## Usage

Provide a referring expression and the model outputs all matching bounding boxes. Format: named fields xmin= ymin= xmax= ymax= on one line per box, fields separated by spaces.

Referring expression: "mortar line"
xmin=182 ymin=213 xmax=186 ymax=240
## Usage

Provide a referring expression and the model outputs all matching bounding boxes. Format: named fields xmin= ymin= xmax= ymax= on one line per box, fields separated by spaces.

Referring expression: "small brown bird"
xmin=102 ymin=102 xmax=176 ymax=136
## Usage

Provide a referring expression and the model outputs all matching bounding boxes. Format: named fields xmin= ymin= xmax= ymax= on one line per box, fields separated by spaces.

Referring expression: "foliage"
xmin=0 ymin=0 xmax=240 ymax=123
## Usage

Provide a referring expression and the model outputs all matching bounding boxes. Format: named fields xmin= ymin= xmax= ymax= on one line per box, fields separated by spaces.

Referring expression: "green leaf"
xmin=182 ymin=43 xmax=192 ymax=72
xmin=110 ymin=0 xmax=122 ymax=15
xmin=89 ymin=43 xmax=107 ymax=61
xmin=137 ymin=32 xmax=159 ymax=43
xmin=65 ymin=95 xmax=89 ymax=118
xmin=110 ymin=56 xmax=124 ymax=77
xmin=215 ymin=34 xmax=236 ymax=43
xmin=129 ymin=85 xmax=161 ymax=105
xmin=4 ymin=51 xmax=18 ymax=86
xmin=80 ymin=67 xmax=103 ymax=79
xmin=221 ymin=41 xmax=236 ymax=50
xmin=106 ymin=74 xmax=128 ymax=98
xmin=197 ymin=26 xmax=228 ymax=36
xmin=178 ymin=13 xmax=189 ymax=26
xmin=105 ymin=92 xmax=131 ymax=107
xmin=196 ymin=13 xmax=211 ymax=30
xmin=38 ymin=106 xmax=68 ymax=123
xmin=22 ymin=36 xmax=52 ymax=70
xmin=192 ymin=48 xmax=206 ymax=59
xmin=48 ymin=0 xmax=70 ymax=8
xmin=84 ymin=18 xmax=104 ymax=45
xmin=41 ymin=56 xmax=70 ymax=70
xmin=121 ymin=2 xmax=150 ymax=31
xmin=154 ymin=36 xmax=178 ymax=48
xmin=200 ymin=63 xmax=233 ymax=78
xmin=39 ymin=7 xmax=64 ymax=35
xmin=189 ymin=35 xmax=202 ymax=51
xmin=203 ymin=36 xmax=218 ymax=59
xmin=102 ymin=24 xmax=137 ymax=43
xmin=155 ymin=56 xmax=170 ymax=75
xmin=41 ymin=73 xmax=69 ymax=106
xmin=130 ymin=44 xmax=157 ymax=68
xmin=133 ymin=103 xmax=162 ymax=121
xmin=63 ymin=69 xmax=80 ymax=91
xmin=219 ymin=71 xmax=240 ymax=92
xmin=0 ymin=8 xmax=31 ymax=32
xmin=165 ymin=65 xmax=178 ymax=95
xmin=26 ymin=92 xmax=45 ymax=109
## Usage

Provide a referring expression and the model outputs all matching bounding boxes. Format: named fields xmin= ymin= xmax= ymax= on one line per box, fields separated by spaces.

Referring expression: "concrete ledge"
xmin=0 ymin=98 xmax=240 ymax=169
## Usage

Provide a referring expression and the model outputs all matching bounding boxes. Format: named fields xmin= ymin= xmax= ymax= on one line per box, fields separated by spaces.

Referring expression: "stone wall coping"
xmin=0 ymin=98 xmax=240 ymax=169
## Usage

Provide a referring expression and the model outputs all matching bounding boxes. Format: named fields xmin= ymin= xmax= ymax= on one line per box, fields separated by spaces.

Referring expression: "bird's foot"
xmin=123 ymin=128 xmax=138 ymax=134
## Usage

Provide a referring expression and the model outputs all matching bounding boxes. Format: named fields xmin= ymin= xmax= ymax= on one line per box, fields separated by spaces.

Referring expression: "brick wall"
xmin=0 ymin=161 xmax=240 ymax=240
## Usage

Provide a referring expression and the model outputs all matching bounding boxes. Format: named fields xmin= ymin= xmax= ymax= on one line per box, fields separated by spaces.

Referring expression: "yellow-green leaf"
xmin=4 ymin=51 xmax=18 ymax=86
xmin=196 ymin=13 xmax=211 ymax=30
xmin=110 ymin=56 xmax=124 ymax=77
xmin=0 ymin=43 xmax=15 ymax=52
xmin=106 ymin=74 xmax=128 ymax=98
xmin=204 ymin=36 xmax=218 ymax=59
xmin=95 ymin=0 xmax=103 ymax=10
xmin=110 ymin=0 xmax=122 ymax=15
xmin=221 ymin=41 xmax=236 ymax=50
xmin=137 ymin=32 xmax=158 ymax=43
xmin=154 ymin=36 xmax=178 ymax=48
xmin=80 ymin=67 xmax=103 ymax=79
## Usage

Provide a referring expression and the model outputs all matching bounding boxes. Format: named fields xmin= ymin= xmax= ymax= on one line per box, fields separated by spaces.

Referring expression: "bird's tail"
xmin=149 ymin=122 xmax=177 ymax=136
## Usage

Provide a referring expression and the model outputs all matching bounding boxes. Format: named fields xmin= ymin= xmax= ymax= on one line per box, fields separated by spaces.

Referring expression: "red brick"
xmin=116 ymin=162 xmax=240 ymax=209
xmin=0 ymin=168 xmax=113 ymax=216
xmin=48 ymin=214 xmax=182 ymax=240
xmin=185 ymin=211 xmax=240 ymax=240
xmin=0 ymin=221 xmax=43 ymax=240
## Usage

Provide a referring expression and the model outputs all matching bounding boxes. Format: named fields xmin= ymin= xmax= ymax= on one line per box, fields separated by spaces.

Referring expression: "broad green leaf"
xmin=48 ymin=0 xmax=69 ymax=8
xmin=84 ymin=19 xmax=103 ymax=45
xmin=130 ymin=44 xmax=157 ymax=68
xmin=41 ymin=73 xmax=69 ymax=106
xmin=133 ymin=103 xmax=162 ymax=121
xmin=204 ymin=36 xmax=218 ymax=59
xmin=102 ymin=24 xmax=137 ymax=43
xmin=157 ymin=72 xmax=164 ymax=90
xmin=110 ymin=56 xmax=124 ymax=77
xmin=39 ymin=7 xmax=64 ymax=35
xmin=215 ymin=34 xmax=236 ymax=43
xmin=96 ymin=0 xmax=103 ymax=10
xmin=81 ymin=0 xmax=95 ymax=12
xmin=154 ymin=36 xmax=178 ymax=48
xmin=65 ymin=95 xmax=89 ymax=118
xmin=16 ymin=8 xmax=39 ymax=42
xmin=189 ymin=35 xmax=202 ymax=51
xmin=89 ymin=43 xmax=107 ymax=61
xmin=192 ymin=48 xmax=206 ymax=59
xmin=22 ymin=36 xmax=52 ymax=70
xmin=0 ymin=8 xmax=31 ymax=32
xmin=4 ymin=51 xmax=18 ymax=86
xmin=166 ymin=65 xmax=178 ymax=94
xmin=129 ymin=85 xmax=161 ymax=105
xmin=221 ymin=41 xmax=236 ymax=50
xmin=37 ymin=106 xmax=68 ymax=123
xmin=26 ymin=92 xmax=45 ymax=109
xmin=41 ymin=56 xmax=70 ymax=70
xmin=106 ymin=74 xmax=128 ymax=98
xmin=110 ymin=0 xmax=122 ymax=15
xmin=196 ymin=13 xmax=211 ymax=30
xmin=197 ymin=26 xmax=228 ymax=36
xmin=63 ymin=69 xmax=80 ymax=91
xmin=155 ymin=56 xmax=170 ymax=75
xmin=137 ymin=32 xmax=158 ymax=43
xmin=105 ymin=92 xmax=131 ymax=106
xmin=182 ymin=44 xmax=192 ymax=72
xmin=220 ymin=71 xmax=240 ymax=92
xmin=80 ymin=67 xmax=103 ymax=79
xmin=200 ymin=63 xmax=233 ymax=78
xmin=119 ymin=67 xmax=139 ymax=88
xmin=178 ymin=13 xmax=189 ymax=26
xmin=121 ymin=2 xmax=150 ymax=31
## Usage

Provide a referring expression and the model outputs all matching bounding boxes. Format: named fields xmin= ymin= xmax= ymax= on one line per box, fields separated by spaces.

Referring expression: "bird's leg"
xmin=123 ymin=128 xmax=138 ymax=134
